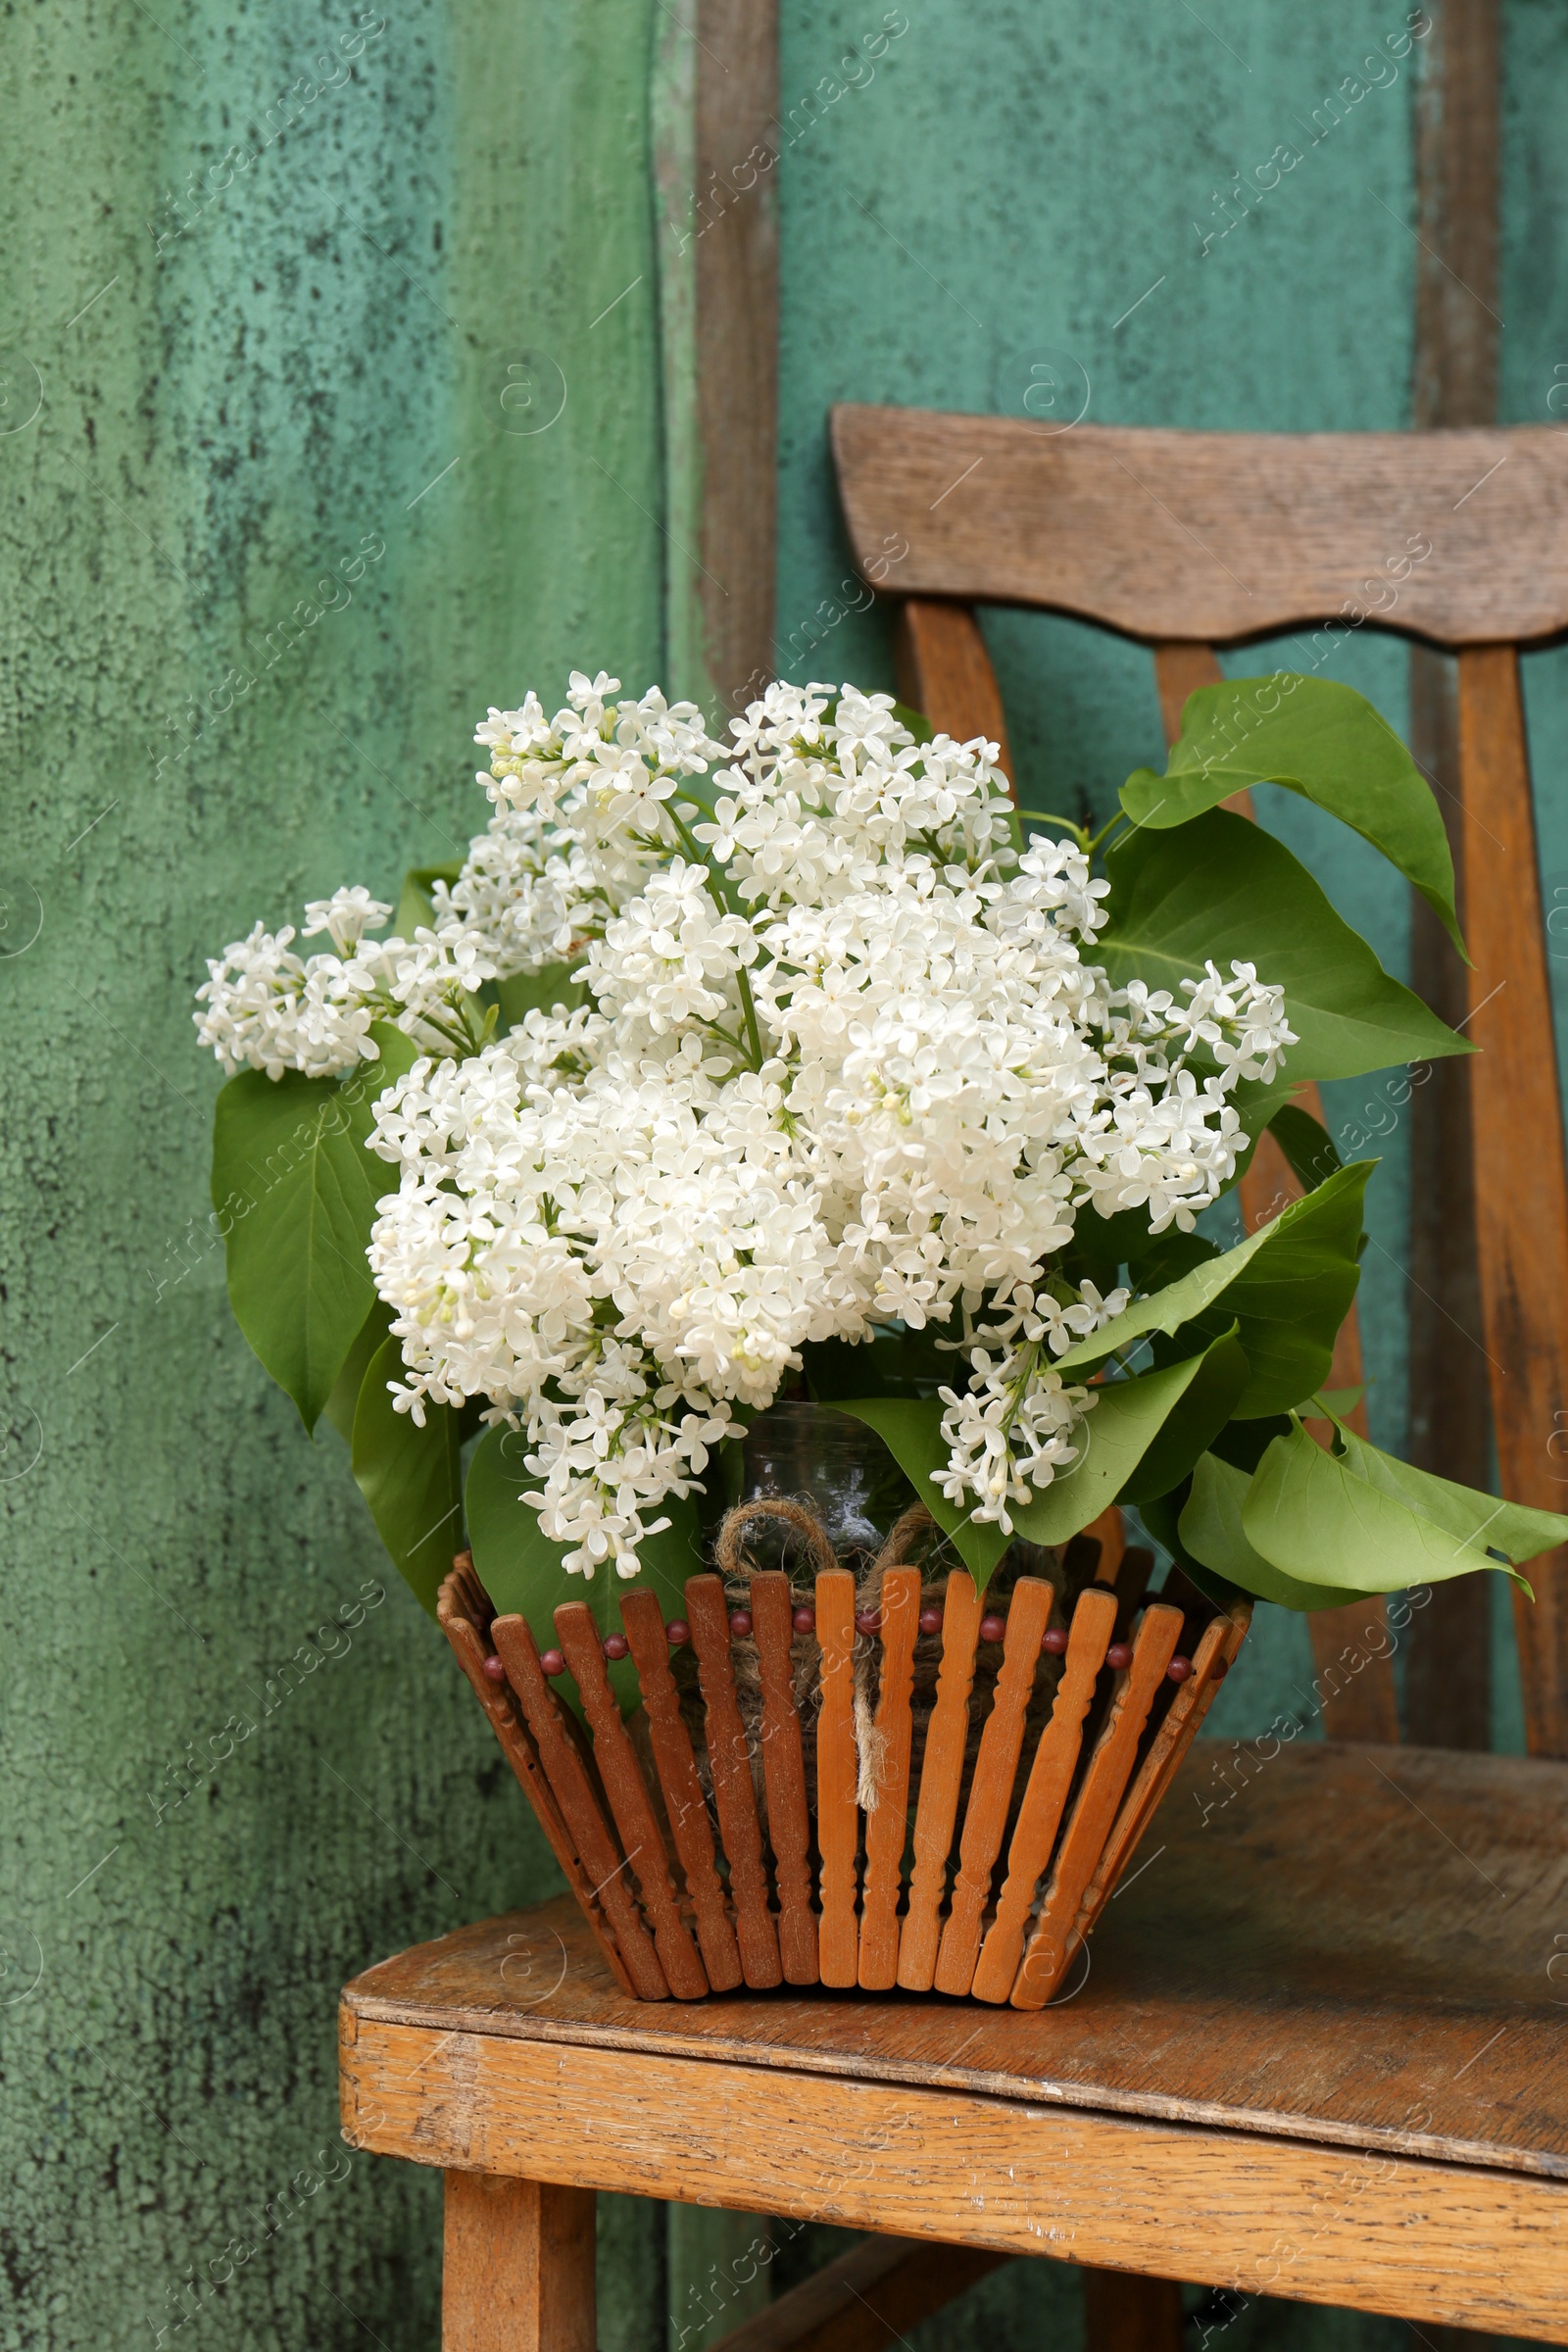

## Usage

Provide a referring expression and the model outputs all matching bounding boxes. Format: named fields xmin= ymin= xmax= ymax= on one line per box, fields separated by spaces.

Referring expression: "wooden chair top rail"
xmin=831 ymin=405 xmax=1568 ymax=649
xmin=342 ymin=1741 xmax=1568 ymax=2181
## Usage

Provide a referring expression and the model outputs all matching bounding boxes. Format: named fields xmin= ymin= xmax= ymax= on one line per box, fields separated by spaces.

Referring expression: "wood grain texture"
xmin=890 ymin=599 xmax=1015 ymax=781
xmin=934 ymin=1577 xmax=1056 ymax=1996
xmin=552 ymin=1604 xmax=708 ymax=1999
xmin=441 ymin=2172 xmax=595 ymax=2352
xmin=751 ymin=1570 xmax=818 ymax=1985
xmin=898 ymin=1570 xmax=984 ymax=1992
xmin=686 ymin=1574 xmax=783 ymax=1985
xmin=341 ymin=1741 xmax=1568 ymax=2177
xmin=1013 ymin=1603 xmax=1184 ymax=2006
xmin=488 ymin=1614 xmax=668 ymax=2002
xmin=619 ymin=1589 xmax=742 ymax=1990
xmin=815 ymin=1569 xmax=860 ymax=1987
xmin=1458 ymin=646 xmax=1568 ymax=1757
xmin=972 ymin=1585 xmax=1116 ymax=2003
xmin=340 ymin=2001 xmax=1568 ymax=2338
xmin=858 ymin=1566 xmax=921 ymax=1991
xmin=833 ymin=407 xmax=1568 ymax=647
xmin=709 ymin=2234 xmax=1005 ymax=2352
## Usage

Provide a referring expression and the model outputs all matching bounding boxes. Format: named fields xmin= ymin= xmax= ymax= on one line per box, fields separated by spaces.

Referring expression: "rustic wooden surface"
xmin=341 ymin=1741 xmax=1568 ymax=2179
xmin=1458 ymin=647 xmax=1568 ymax=1760
xmin=343 ymin=1834 xmax=1568 ymax=2342
xmin=834 ymin=407 xmax=1568 ymax=647
xmin=710 ymin=2233 xmax=1006 ymax=2352
xmin=441 ymin=2173 xmax=596 ymax=2352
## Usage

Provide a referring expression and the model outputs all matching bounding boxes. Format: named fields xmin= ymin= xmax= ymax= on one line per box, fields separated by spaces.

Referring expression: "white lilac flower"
xmin=200 ymin=675 xmax=1297 ymax=1575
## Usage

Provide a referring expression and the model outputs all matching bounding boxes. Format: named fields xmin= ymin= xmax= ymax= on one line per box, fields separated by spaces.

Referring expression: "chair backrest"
xmin=832 ymin=403 xmax=1568 ymax=1762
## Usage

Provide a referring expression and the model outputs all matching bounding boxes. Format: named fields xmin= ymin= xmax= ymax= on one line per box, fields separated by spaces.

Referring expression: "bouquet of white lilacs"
xmin=198 ymin=668 xmax=1568 ymax=1640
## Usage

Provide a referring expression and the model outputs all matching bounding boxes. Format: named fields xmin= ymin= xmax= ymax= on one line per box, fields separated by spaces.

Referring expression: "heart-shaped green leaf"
xmin=350 ymin=1337 xmax=464 ymax=1615
xmin=1180 ymin=1448 xmax=1382 ymax=1611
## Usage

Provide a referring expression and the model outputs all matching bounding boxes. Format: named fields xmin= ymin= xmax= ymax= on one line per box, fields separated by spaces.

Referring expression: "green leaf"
xmin=393 ymin=861 xmax=462 ymax=940
xmin=322 ymin=1297 xmax=393 ymax=1446
xmin=802 ymin=1325 xmax=953 ymax=1401
xmin=213 ymin=1066 xmax=382 ymax=1430
xmin=1120 ymin=675 xmax=1465 ymax=959
xmin=1241 ymin=1418 xmax=1557 ymax=1595
xmin=1180 ymin=1449 xmax=1383 ymax=1612
xmin=1098 ymin=808 xmax=1469 ymax=1083
xmin=892 ymin=700 xmax=935 ymax=744
xmin=1120 ymin=1327 xmax=1250 ymax=1502
xmin=465 ymin=1424 xmax=704 ymax=1716
xmin=1266 ymin=1101 xmax=1343 ymax=1191
xmin=1054 ymin=1161 xmax=1371 ymax=1402
xmin=1009 ymin=1340 xmax=1240 ymax=1544
xmin=828 ymin=1396 xmax=1010 ymax=1583
xmin=494 ymin=962 xmax=588 ymax=1029
xmin=350 ymin=1337 xmax=464 ymax=1615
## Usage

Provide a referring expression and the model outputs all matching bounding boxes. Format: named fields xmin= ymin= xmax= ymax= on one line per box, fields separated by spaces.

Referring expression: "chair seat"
xmin=343 ymin=1740 xmax=1568 ymax=2179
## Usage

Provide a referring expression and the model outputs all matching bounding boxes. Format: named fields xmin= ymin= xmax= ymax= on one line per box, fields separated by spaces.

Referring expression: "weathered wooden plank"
xmin=441 ymin=2173 xmax=596 ymax=2352
xmin=834 ymin=407 xmax=1568 ymax=647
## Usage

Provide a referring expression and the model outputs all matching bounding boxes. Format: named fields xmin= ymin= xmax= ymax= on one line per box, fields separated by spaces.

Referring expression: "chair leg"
xmin=1082 ymin=2267 xmax=1185 ymax=2352
xmin=442 ymin=2171 xmax=596 ymax=2352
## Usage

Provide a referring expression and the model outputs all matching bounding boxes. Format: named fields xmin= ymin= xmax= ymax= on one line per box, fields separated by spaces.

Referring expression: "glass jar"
xmin=736 ymin=1400 xmax=915 ymax=1569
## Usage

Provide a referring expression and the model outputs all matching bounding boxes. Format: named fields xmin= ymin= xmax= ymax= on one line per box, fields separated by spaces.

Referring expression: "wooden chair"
xmin=339 ymin=411 xmax=1568 ymax=2351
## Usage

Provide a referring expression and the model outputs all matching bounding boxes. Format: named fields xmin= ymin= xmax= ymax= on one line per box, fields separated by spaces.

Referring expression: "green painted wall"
xmin=6 ymin=5 xmax=1568 ymax=2348
xmin=1 ymin=4 xmax=666 ymax=2345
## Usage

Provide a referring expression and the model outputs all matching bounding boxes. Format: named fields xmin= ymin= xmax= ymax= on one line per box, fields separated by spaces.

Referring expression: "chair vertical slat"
xmin=1082 ymin=1505 xmax=1126 ymax=1587
xmin=618 ymin=1591 xmax=743 ymax=1991
xmin=552 ymin=1604 xmax=709 ymax=2000
xmin=890 ymin=598 xmax=1014 ymax=780
xmin=815 ymin=1569 xmax=860 ymax=1986
xmin=1152 ymin=640 xmax=1398 ymax=1747
xmin=1011 ymin=1601 xmax=1184 ymax=2008
xmin=684 ymin=1574 xmax=783 ymax=1987
xmin=1458 ymin=645 xmax=1568 ymax=1758
xmin=489 ymin=1613 xmax=670 ymax=2002
xmin=858 ymin=1566 xmax=922 ymax=1990
xmin=897 ymin=1569 xmax=983 ymax=1991
xmin=437 ymin=1578 xmax=637 ymax=2000
xmin=970 ymin=1584 xmax=1117 ymax=2004
xmin=933 ymin=1575 xmax=1055 ymax=1997
xmin=1072 ymin=1598 xmax=1252 ymax=1944
xmin=750 ymin=1570 xmax=818 ymax=1985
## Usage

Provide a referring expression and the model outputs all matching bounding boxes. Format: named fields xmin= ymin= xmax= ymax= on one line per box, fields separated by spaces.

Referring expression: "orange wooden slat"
xmin=858 ymin=1566 xmax=921 ymax=1991
xmin=685 ymin=1574 xmax=782 ymax=1986
xmin=618 ymin=1589 xmax=743 ymax=1990
xmin=814 ymin=1569 xmax=860 ymax=1986
xmin=750 ymin=1570 xmax=818 ymax=1985
xmin=897 ymin=1569 xmax=983 ymax=1992
xmin=1458 ymin=645 xmax=1568 ymax=1757
xmin=933 ymin=1575 xmax=1055 ymax=1996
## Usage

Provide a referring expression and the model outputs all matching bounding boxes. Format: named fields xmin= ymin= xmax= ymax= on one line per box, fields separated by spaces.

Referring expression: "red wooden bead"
xmin=538 ymin=1648 xmax=566 ymax=1677
xmin=978 ymin=1612 xmax=1006 ymax=1642
xmin=1105 ymin=1640 xmax=1133 ymax=1670
xmin=728 ymin=1608 xmax=754 ymax=1639
xmin=792 ymin=1604 xmax=816 ymax=1634
xmin=603 ymin=1633 xmax=629 ymax=1661
xmin=1211 ymin=1655 xmax=1229 ymax=1681
xmin=855 ymin=1608 xmax=882 ymax=1636
xmin=1166 ymin=1654 xmax=1193 ymax=1683
xmin=917 ymin=1604 xmax=944 ymax=1635
xmin=1041 ymin=1626 xmax=1068 ymax=1655
xmin=481 ymin=1652 xmax=507 ymax=1682
xmin=665 ymin=1618 xmax=689 ymax=1646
